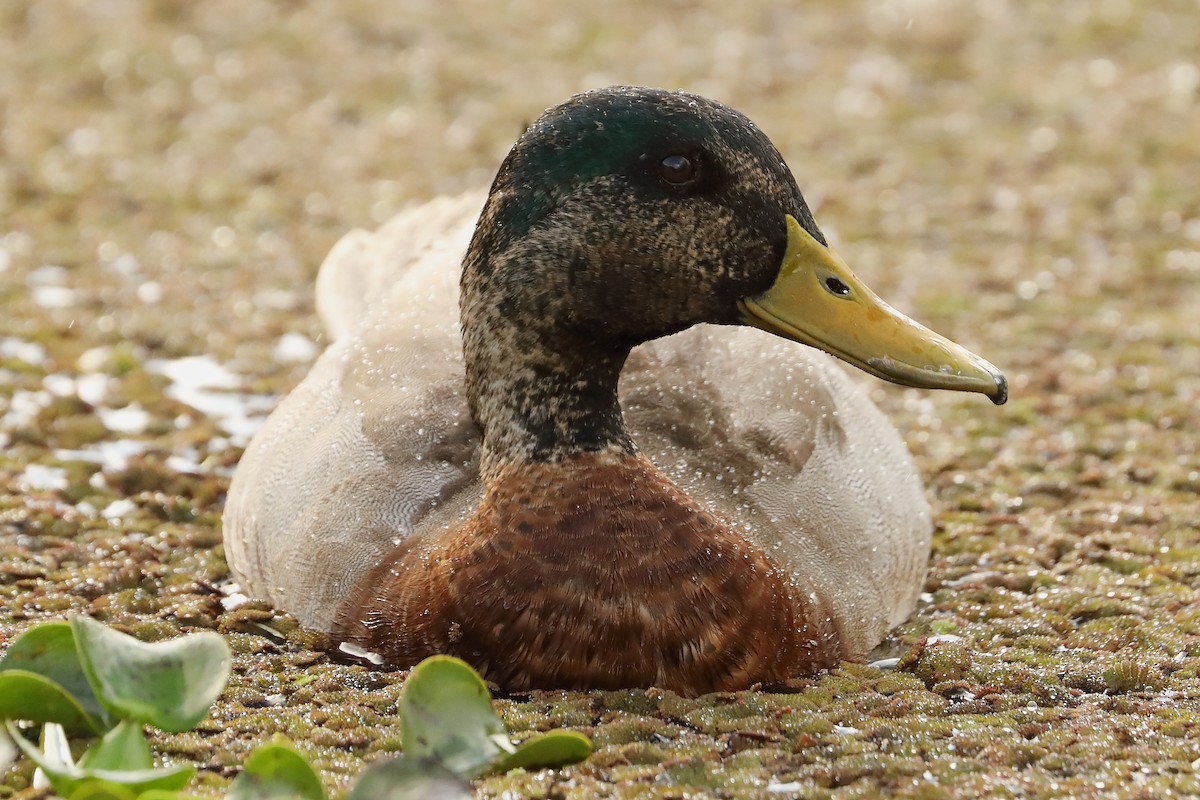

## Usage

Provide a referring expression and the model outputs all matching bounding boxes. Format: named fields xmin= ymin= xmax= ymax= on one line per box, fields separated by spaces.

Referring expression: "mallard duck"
xmin=223 ymin=86 xmax=1005 ymax=695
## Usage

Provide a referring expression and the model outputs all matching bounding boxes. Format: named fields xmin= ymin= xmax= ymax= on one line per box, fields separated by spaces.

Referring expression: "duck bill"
xmin=738 ymin=215 xmax=1008 ymax=404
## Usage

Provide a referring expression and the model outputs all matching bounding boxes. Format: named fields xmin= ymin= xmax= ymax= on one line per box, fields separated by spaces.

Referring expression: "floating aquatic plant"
xmin=397 ymin=655 xmax=591 ymax=778
xmin=0 ymin=613 xmax=230 ymax=798
xmin=1 ymin=618 xmax=589 ymax=797
xmin=227 ymin=656 xmax=592 ymax=799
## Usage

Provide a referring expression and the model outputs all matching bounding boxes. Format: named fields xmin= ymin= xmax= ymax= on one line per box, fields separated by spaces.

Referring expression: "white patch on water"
xmin=151 ymin=354 xmax=239 ymax=389
xmin=26 ymin=265 xmax=79 ymax=308
xmin=219 ymin=581 xmax=251 ymax=611
xmin=165 ymin=452 xmax=203 ymax=474
xmin=927 ymin=634 xmax=964 ymax=644
xmin=4 ymin=349 xmax=269 ymax=499
xmin=108 ymin=253 xmax=141 ymax=277
xmin=17 ymin=464 xmax=69 ymax=491
xmin=76 ymin=346 xmax=113 ymax=373
xmin=147 ymin=354 xmax=273 ymax=445
xmin=96 ymin=403 xmax=150 ymax=435
xmin=136 ymin=281 xmax=163 ymax=304
xmin=0 ymin=337 xmax=47 ymax=365
xmin=2 ymin=389 xmax=51 ymax=427
xmin=27 ymin=264 xmax=67 ymax=286
xmin=274 ymin=331 xmax=319 ymax=363
xmin=54 ymin=439 xmax=151 ymax=471
xmin=41 ymin=372 xmax=111 ymax=407
xmin=42 ymin=374 xmax=77 ymax=397
xmin=101 ymin=498 xmax=138 ymax=520
xmin=76 ymin=373 xmax=110 ymax=406
xmin=32 ymin=286 xmax=78 ymax=309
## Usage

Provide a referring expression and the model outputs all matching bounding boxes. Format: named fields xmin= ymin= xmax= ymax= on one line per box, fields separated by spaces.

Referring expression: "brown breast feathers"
xmin=332 ymin=449 xmax=845 ymax=695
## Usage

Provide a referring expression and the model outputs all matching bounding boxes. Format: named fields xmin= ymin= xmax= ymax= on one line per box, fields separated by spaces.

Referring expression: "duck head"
xmin=461 ymin=87 xmax=1005 ymax=469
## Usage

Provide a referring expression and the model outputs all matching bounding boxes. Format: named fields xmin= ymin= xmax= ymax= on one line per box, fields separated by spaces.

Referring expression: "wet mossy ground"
xmin=2 ymin=0 xmax=1199 ymax=798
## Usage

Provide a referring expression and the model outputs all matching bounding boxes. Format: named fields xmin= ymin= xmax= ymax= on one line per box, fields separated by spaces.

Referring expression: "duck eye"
xmin=658 ymin=155 xmax=695 ymax=185
xmin=824 ymin=277 xmax=851 ymax=296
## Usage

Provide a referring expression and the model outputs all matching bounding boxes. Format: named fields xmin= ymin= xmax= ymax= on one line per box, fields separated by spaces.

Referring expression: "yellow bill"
xmin=739 ymin=215 xmax=1007 ymax=404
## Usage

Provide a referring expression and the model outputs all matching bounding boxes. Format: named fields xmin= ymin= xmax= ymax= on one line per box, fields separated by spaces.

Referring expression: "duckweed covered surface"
xmin=2 ymin=0 xmax=1199 ymax=797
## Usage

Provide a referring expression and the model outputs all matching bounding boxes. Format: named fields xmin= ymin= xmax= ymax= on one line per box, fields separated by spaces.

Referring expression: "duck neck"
xmin=464 ymin=325 xmax=633 ymax=481
xmin=461 ymin=237 xmax=635 ymax=480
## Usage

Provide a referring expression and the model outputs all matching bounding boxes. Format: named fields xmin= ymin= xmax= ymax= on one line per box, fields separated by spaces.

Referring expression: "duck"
xmin=222 ymin=86 xmax=1006 ymax=696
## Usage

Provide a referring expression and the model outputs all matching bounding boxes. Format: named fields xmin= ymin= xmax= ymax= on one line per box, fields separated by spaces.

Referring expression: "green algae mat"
xmin=3 ymin=0 xmax=1200 ymax=797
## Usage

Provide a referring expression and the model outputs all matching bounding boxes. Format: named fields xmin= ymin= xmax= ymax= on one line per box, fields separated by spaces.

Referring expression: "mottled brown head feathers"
xmin=459 ymin=87 xmax=827 ymax=469
xmin=465 ymin=86 xmax=826 ymax=341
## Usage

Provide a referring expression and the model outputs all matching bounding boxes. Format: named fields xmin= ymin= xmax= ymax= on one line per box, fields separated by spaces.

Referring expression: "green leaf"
xmin=0 ymin=670 xmax=103 ymax=735
xmin=399 ymin=656 xmax=507 ymax=778
xmin=5 ymin=721 xmax=195 ymax=797
xmin=345 ymin=755 xmax=472 ymax=800
xmin=78 ymin=720 xmax=154 ymax=772
xmin=69 ymin=781 xmax=203 ymax=800
xmin=67 ymin=779 xmax=139 ymax=800
xmin=398 ymin=656 xmax=590 ymax=778
xmin=227 ymin=736 xmax=325 ymax=800
xmin=490 ymin=729 xmax=592 ymax=775
xmin=0 ymin=621 xmax=108 ymax=732
xmin=69 ymin=613 xmax=231 ymax=733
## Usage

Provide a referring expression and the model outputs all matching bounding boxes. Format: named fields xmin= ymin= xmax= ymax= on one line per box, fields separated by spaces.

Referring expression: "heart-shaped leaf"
xmin=5 ymin=721 xmax=195 ymax=797
xmin=0 ymin=621 xmax=108 ymax=733
xmin=0 ymin=671 xmax=103 ymax=735
xmin=69 ymin=613 xmax=231 ymax=733
xmin=346 ymin=755 xmax=472 ymax=800
xmin=399 ymin=656 xmax=508 ymax=777
xmin=399 ymin=656 xmax=590 ymax=778
xmin=227 ymin=736 xmax=325 ymax=800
